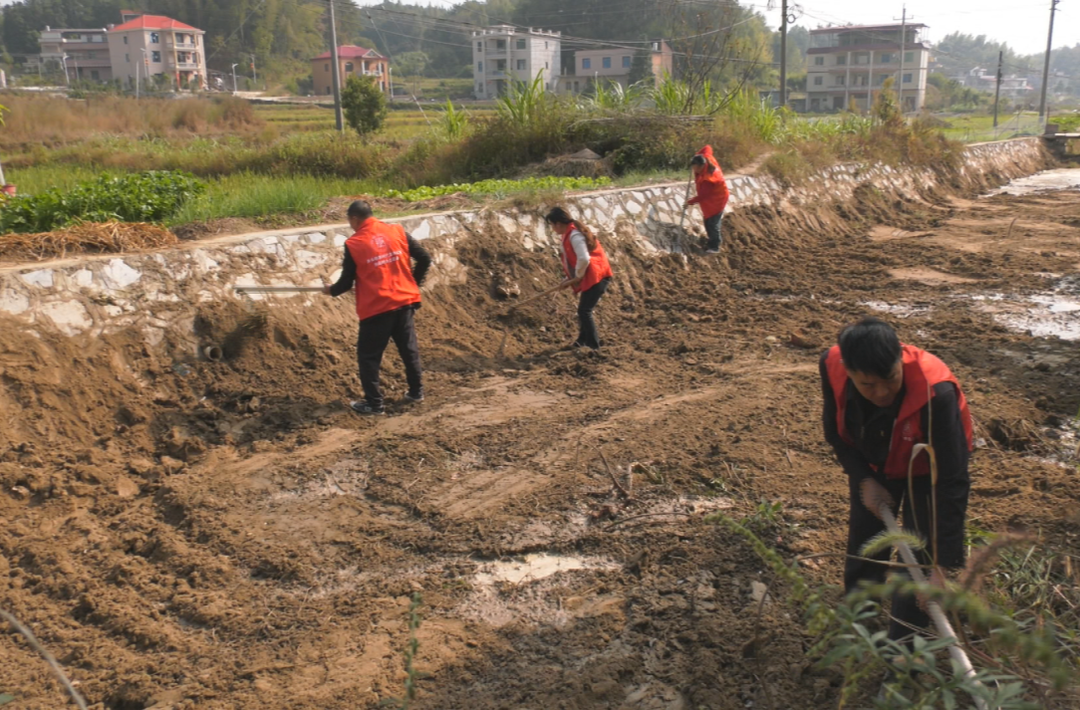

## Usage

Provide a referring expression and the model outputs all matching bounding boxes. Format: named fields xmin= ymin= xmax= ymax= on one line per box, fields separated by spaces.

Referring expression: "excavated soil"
xmin=2 ymin=177 xmax=1080 ymax=709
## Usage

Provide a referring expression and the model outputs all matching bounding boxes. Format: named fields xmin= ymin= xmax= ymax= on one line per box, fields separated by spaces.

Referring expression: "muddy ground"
xmin=1 ymin=176 xmax=1079 ymax=709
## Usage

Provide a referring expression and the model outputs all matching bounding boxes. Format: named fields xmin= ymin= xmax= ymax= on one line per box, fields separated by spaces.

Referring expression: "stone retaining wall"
xmin=0 ymin=138 xmax=1049 ymax=350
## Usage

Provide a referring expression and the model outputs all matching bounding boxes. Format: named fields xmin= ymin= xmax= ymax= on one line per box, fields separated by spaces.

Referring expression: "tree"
xmin=628 ymin=49 xmax=653 ymax=85
xmin=394 ymin=51 xmax=429 ymax=78
xmin=341 ymin=74 xmax=387 ymax=139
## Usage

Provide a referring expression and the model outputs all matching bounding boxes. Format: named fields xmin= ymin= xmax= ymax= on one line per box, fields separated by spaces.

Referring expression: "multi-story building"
xmin=956 ymin=68 xmax=1035 ymax=101
xmin=107 ymin=13 xmax=206 ymax=90
xmin=806 ymin=23 xmax=930 ymax=113
xmin=471 ymin=25 xmax=561 ymax=99
xmin=37 ymin=27 xmax=113 ymax=82
xmin=564 ymin=41 xmax=673 ymax=94
xmin=312 ymin=46 xmax=389 ymax=96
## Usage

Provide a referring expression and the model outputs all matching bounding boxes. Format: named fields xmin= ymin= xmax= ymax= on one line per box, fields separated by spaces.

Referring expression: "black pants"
xmin=845 ymin=474 xmax=934 ymax=644
xmin=704 ymin=213 xmax=723 ymax=251
xmin=357 ymin=307 xmax=422 ymax=408
xmin=576 ymin=277 xmax=610 ymax=350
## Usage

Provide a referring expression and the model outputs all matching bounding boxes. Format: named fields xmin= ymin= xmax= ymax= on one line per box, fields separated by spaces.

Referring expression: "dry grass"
xmin=0 ymin=221 xmax=177 ymax=262
xmin=0 ymin=94 xmax=263 ymax=149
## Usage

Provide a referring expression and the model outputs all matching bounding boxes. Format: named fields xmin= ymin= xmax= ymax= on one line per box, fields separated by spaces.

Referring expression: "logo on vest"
xmin=373 ymin=235 xmax=388 ymax=250
xmin=901 ymin=420 xmax=915 ymax=441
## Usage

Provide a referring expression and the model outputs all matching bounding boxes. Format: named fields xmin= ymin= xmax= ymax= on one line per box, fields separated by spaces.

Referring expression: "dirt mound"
xmin=2 ymin=175 xmax=1079 ymax=708
xmin=0 ymin=221 xmax=177 ymax=262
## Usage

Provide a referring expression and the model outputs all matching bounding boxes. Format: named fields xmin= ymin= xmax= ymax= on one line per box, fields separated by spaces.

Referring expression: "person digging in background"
xmin=685 ymin=145 xmax=730 ymax=254
xmin=323 ymin=200 xmax=432 ymax=415
xmin=544 ymin=206 xmax=614 ymax=351
xmin=820 ymin=317 xmax=973 ymax=647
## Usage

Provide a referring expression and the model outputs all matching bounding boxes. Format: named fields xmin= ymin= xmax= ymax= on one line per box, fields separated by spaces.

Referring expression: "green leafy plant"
xmin=0 ymin=171 xmax=206 ymax=233
xmin=579 ymin=80 xmax=646 ymax=112
xmin=342 ymin=74 xmax=389 ymax=140
xmin=381 ymin=592 xmax=425 ymax=710
xmin=496 ymin=70 xmax=548 ymax=129
xmin=709 ymin=511 xmax=1077 ymax=709
xmin=382 ymin=175 xmax=611 ymax=202
xmin=438 ymin=100 xmax=470 ymax=141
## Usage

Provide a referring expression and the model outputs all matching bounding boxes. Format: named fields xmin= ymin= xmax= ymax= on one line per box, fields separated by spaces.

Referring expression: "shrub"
xmin=381 ymin=175 xmax=611 ymax=202
xmin=0 ymin=171 xmax=206 ymax=233
xmin=341 ymin=75 xmax=388 ymax=139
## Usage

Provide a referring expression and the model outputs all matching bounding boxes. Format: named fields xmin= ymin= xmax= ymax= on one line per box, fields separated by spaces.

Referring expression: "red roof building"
xmin=312 ymin=46 xmax=390 ymax=96
xmin=111 ymin=14 xmax=200 ymax=33
xmin=107 ymin=13 xmax=207 ymax=90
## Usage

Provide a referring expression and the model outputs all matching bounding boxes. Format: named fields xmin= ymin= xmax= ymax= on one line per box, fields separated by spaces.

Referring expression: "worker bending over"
xmin=545 ymin=206 xmax=613 ymax=351
xmin=685 ymin=145 xmax=730 ymax=254
xmin=820 ymin=317 xmax=972 ymax=644
xmin=324 ymin=201 xmax=432 ymax=415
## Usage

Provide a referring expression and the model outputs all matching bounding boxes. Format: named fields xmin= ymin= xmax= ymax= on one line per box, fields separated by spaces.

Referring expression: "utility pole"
xmin=779 ymin=0 xmax=788 ymax=109
xmin=993 ymin=50 xmax=1003 ymax=128
xmin=893 ymin=5 xmax=908 ymax=112
xmin=251 ymin=53 xmax=257 ymax=87
xmin=329 ymin=0 xmax=344 ymax=133
xmin=1038 ymin=0 xmax=1060 ymax=125
xmin=231 ymin=63 xmax=238 ymax=93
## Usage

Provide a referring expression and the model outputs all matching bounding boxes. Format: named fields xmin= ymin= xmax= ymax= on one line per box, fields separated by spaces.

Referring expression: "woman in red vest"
xmin=323 ymin=201 xmax=432 ymax=415
xmin=544 ymin=207 xmax=614 ymax=351
xmin=820 ymin=317 xmax=973 ymax=646
xmin=685 ymin=145 xmax=729 ymax=254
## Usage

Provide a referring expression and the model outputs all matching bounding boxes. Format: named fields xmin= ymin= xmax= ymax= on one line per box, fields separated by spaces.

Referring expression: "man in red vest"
xmin=820 ymin=317 xmax=973 ymax=645
xmin=323 ymin=201 xmax=432 ymax=415
xmin=685 ymin=145 xmax=730 ymax=254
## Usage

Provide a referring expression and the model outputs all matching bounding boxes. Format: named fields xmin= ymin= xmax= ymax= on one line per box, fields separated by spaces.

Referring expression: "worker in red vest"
xmin=323 ymin=201 xmax=432 ymax=415
xmin=544 ymin=207 xmax=614 ymax=351
xmin=685 ymin=145 xmax=730 ymax=254
xmin=821 ymin=317 xmax=973 ymax=645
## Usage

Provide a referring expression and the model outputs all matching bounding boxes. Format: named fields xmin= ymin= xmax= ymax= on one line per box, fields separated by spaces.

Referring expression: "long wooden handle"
xmin=878 ymin=506 xmax=991 ymax=710
xmin=506 ymin=282 xmax=566 ymax=312
xmin=233 ymin=286 xmax=325 ymax=293
xmin=679 ymin=173 xmax=694 ymax=228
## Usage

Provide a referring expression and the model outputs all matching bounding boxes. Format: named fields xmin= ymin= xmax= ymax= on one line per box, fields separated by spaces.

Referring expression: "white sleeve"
xmin=570 ymin=230 xmax=591 ymax=278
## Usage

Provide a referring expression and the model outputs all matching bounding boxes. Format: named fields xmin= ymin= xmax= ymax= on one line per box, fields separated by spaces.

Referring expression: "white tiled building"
xmin=806 ymin=23 xmax=930 ymax=113
xmin=107 ymin=12 xmax=207 ymax=90
xmin=471 ymin=25 xmax=560 ymax=99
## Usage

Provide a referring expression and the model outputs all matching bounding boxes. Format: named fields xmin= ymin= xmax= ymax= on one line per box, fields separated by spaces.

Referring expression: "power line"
xmin=358 ymin=4 xmax=780 ymax=66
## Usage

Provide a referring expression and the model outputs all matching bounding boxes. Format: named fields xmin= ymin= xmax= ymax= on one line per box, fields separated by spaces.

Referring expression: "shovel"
xmin=502 ymin=281 xmax=568 ymax=315
xmin=860 ymin=477 xmax=991 ymax=710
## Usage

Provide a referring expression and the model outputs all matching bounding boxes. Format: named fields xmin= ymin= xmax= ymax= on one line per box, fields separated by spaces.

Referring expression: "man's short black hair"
xmin=690 ymin=155 xmax=707 ymax=167
xmin=347 ymin=200 xmax=373 ymax=220
xmin=838 ymin=317 xmax=902 ymax=378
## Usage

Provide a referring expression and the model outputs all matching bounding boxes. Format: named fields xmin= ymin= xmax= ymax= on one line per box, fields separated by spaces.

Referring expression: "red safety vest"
xmin=561 ymin=224 xmax=614 ymax=295
xmin=688 ymin=145 xmax=730 ymax=219
xmin=345 ymin=219 xmax=421 ymax=321
xmin=825 ymin=344 xmax=973 ymax=479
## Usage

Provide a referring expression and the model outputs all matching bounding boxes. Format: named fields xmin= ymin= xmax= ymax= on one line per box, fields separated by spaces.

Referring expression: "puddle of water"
xmin=977 ymin=276 xmax=1080 ymax=341
xmin=861 ymin=300 xmax=933 ymax=318
xmin=988 ymin=168 xmax=1080 ymax=196
xmin=862 ymin=277 xmax=1079 ymax=341
xmin=474 ymin=553 xmax=616 ymax=586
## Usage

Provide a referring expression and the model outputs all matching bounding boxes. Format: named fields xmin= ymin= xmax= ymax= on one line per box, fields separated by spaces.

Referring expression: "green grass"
xmin=5 ymin=165 xmax=103 ymax=195
xmin=939 ymin=112 xmax=1045 ymax=143
xmin=168 ymin=173 xmax=380 ymax=225
xmin=253 ymin=105 xmax=496 ymax=139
